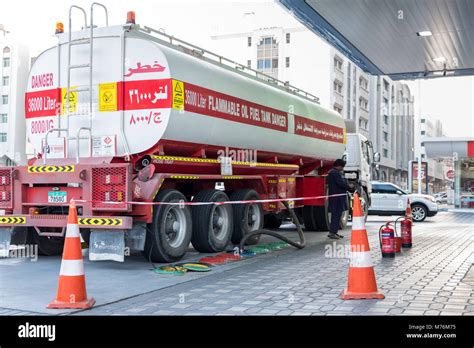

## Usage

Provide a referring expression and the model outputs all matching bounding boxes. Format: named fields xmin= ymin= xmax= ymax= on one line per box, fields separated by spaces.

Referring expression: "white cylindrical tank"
xmin=25 ymin=25 xmax=345 ymax=162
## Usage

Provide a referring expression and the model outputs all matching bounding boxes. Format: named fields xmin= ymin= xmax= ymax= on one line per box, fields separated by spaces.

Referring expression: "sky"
xmin=1 ymin=0 xmax=472 ymax=138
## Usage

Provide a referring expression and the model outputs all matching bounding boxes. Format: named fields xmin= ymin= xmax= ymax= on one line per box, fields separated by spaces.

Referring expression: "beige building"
xmin=0 ymin=26 xmax=30 ymax=166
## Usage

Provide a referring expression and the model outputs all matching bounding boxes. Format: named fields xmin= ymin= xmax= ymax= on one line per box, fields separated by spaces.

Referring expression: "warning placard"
xmin=99 ymin=82 xmax=118 ymax=112
xmin=172 ymin=79 xmax=184 ymax=110
xmin=92 ymin=135 xmax=117 ymax=157
xmin=61 ymin=87 xmax=77 ymax=115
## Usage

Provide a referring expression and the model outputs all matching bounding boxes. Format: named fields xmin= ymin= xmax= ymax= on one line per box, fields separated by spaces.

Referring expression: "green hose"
xmin=239 ymin=200 xmax=306 ymax=253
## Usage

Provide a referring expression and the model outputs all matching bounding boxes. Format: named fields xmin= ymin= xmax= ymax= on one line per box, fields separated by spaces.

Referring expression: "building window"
xmin=357 ymin=119 xmax=368 ymax=130
xmin=0 ymin=114 xmax=7 ymax=123
xmin=421 ymin=119 xmax=426 ymax=123
xmin=333 ymin=105 xmax=342 ymax=114
xmin=3 ymin=57 xmax=10 ymax=68
xmin=3 ymin=46 xmax=10 ymax=54
xmin=383 ymin=79 xmax=389 ymax=92
xmin=2 ymin=95 xmax=8 ymax=105
xmin=359 ymin=97 xmax=368 ymax=110
xmin=359 ymin=119 xmax=368 ymax=130
xmin=333 ymin=81 xmax=343 ymax=94
xmin=359 ymin=77 xmax=368 ymax=90
xmin=383 ymin=131 xmax=388 ymax=141
xmin=0 ymin=133 xmax=7 ymax=142
xmin=383 ymin=149 xmax=388 ymax=158
xmin=2 ymin=76 xmax=9 ymax=86
xmin=421 ymin=130 xmax=426 ymax=135
xmin=247 ymin=37 xmax=252 ymax=47
xmin=384 ymin=115 xmax=389 ymax=124
xmin=286 ymin=33 xmax=290 ymax=44
xmin=258 ymin=60 xmax=269 ymax=69
xmin=285 ymin=57 xmax=290 ymax=68
xmin=257 ymin=36 xmax=278 ymax=78
xmin=334 ymin=56 xmax=343 ymax=70
xmin=247 ymin=60 xmax=251 ymax=68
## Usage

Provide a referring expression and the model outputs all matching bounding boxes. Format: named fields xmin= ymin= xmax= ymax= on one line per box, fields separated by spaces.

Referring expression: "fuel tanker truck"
xmin=0 ymin=5 xmax=377 ymax=262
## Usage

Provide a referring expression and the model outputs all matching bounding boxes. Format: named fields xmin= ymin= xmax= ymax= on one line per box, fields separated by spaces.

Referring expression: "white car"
xmin=433 ymin=192 xmax=448 ymax=204
xmin=368 ymin=181 xmax=438 ymax=222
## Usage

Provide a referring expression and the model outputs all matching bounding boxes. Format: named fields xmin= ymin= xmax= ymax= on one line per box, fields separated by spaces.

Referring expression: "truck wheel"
xmin=191 ymin=189 xmax=233 ymax=253
xmin=360 ymin=190 xmax=369 ymax=219
xmin=264 ymin=213 xmax=283 ymax=229
xmin=302 ymin=206 xmax=318 ymax=231
xmin=315 ymin=206 xmax=330 ymax=231
xmin=27 ymin=228 xmax=64 ymax=256
xmin=143 ymin=189 xmax=192 ymax=263
xmin=230 ymin=189 xmax=263 ymax=245
xmin=317 ymin=193 xmax=351 ymax=231
xmin=339 ymin=210 xmax=349 ymax=229
xmin=80 ymin=229 xmax=91 ymax=246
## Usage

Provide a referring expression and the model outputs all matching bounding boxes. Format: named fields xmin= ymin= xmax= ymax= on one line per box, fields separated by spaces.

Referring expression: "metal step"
xmin=73 ymin=86 xmax=90 ymax=93
xmin=69 ymin=63 xmax=90 ymax=69
xmin=70 ymin=38 xmax=91 ymax=46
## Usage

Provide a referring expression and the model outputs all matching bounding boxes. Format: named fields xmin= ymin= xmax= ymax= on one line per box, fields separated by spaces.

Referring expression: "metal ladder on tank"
xmin=43 ymin=3 xmax=108 ymax=164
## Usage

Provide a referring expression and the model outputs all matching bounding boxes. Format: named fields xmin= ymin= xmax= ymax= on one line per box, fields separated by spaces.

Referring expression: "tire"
xmin=264 ymin=213 xmax=283 ymax=229
xmin=27 ymin=228 xmax=64 ymax=256
xmin=411 ymin=203 xmax=427 ymax=222
xmin=339 ymin=210 xmax=349 ymax=229
xmin=80 ymin=229 xmax=91 ymax=246
xmin=360 ymin=190 xmax=369 ymax=220
xmin=191 ymin=189 xmax=233 ymax=253
xmin=315 ymin=206 xmax=330 ymax=231
xmin=143 ymin=189 xmax=193 ymax=263
xmin=230 ymin=189 xmax=263 ymax=245
xmin=302 ymin=206 xmax=317 ymax=231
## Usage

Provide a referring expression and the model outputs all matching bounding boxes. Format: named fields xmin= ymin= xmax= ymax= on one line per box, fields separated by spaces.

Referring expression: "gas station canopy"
xmin=279 ymin=0 xmax=474 ymax=80
xmin=423 ymin=138 xmax=474 ymax=158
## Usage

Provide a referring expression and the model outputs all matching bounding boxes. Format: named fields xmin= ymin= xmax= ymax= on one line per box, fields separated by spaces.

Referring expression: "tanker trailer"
xmin=0 ymin=5 xmax=354 ymax=263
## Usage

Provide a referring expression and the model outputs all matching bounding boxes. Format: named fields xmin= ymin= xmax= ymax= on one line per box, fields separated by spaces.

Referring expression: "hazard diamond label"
xmin=28 ymin=165 xmax=75 ymax=173
xmin=0 ymin=216 xmax=26 ymax=224
xmin=78 ymin=218 xmax=123 ymax=226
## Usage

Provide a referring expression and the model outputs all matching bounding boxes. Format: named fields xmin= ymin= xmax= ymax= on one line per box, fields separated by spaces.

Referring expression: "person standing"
xmin=327 ymin=159 xmax=351 ymax=239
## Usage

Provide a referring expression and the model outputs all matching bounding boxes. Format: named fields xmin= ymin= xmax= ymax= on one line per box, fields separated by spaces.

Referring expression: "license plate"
xmin=48 ymin=191 xmax=67 ymax=203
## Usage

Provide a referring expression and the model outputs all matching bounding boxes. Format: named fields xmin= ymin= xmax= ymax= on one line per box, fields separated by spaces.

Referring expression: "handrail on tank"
xmin=139 ymin=26 xmax=320 ymax=104
xmin=69 ymin=5 xmax=88 ymax=32
xmin=67 ymin=5 xmax=87 ymax=114
xmin=75 ymin=127 xmax=92 ymax=164
xmin=89 ymin=3 xmax=108 ymax=130
xmin=43 ymin=128 xmax=68 ymax=164
xmin=91 ymin=3 xmax=109 ymax=27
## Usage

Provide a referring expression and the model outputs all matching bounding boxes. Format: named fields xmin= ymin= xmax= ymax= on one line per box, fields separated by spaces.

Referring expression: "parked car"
xmin=368 ymin=181 xmax=438 ymax=222
xmin=433 ymin=192 xmax=448 ymax=204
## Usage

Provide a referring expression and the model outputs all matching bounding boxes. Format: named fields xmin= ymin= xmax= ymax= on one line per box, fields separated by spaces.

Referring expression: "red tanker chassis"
xmin=0 ymin=152 xmax=331 ymax=261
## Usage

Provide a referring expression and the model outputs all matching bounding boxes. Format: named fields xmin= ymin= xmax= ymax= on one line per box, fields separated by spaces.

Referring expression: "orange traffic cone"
xmin=406 ymin=198 xmax=412 ymax=221
xmin=47 ymin=200 xmax=95 ymax=309
xmin=341 ymin=192 xmax=384 ymax=300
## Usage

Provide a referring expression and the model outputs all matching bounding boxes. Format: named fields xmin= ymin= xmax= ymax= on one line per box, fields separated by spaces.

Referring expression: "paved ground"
xmin=1 ymin=211 xmax=473 ymax=316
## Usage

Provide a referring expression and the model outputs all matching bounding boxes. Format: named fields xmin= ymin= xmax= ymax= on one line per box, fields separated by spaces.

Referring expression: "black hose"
xmin=393 ymin=216 xmax=404 ymax=237
xmin=239 ymin=200 xmax=306 ymax=252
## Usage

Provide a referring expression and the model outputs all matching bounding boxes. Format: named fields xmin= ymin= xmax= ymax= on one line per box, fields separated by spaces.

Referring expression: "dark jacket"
xmin=327 ymin=168 xmax=349 ymax=212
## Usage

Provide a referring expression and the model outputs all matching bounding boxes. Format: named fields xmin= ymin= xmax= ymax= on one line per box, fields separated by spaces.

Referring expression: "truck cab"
xmin=343 ymin=133 xmax=379 ymax=216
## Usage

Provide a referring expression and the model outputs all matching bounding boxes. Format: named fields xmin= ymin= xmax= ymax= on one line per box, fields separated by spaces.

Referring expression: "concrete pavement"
xmin=1 ymin=211 xmax=473 ymax=316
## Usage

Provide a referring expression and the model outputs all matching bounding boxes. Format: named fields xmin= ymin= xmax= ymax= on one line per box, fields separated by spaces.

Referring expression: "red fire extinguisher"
xmin=379 ymin=222 xmax=395 ymax=258
xmin=399 ymin=216 xmax=412 ymax=248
